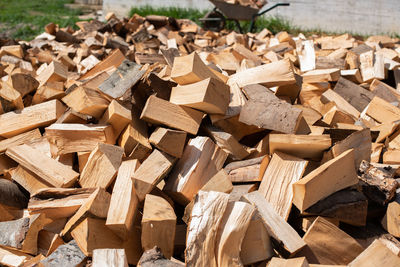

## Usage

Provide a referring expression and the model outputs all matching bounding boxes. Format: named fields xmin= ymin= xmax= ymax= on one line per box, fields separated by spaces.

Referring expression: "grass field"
xmin=0 ymin=0 xmax=82 ymax=40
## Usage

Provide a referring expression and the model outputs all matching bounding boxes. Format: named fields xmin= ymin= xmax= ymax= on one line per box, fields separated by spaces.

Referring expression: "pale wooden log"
xmin=79 ymin=143 xmax=124 ymax=189
xmin=268 ymin=257 xmax=309 ymax=267
xmin=106 ymin=160 xmax=140 ymax=239
xmin=292 ymin=149 xmax=358 ymax=212
xmin=240 ymin=213 xmax=273 ymax=265
xmin=224 ymin=156 xmax=266 ymax=183
xmin=304 ymin=189 xmax=368 ymax=226
xmin=296 ymin=217 xmax=363 ymax=265
xmin=38 ymin=240 xmax=87 ymax=267
xmin=215 ymin=201 xmax=255 ymax=267
xmin=320 ymin=89 xmax=360 ymax=119
xmin=6 ymin=144 xmax=79 ymax=188
xmin=369 ymin=79 xmax=400 ymax=103
xmin=381 ymin=200 xmax=400 ymax=238
xmin=299 ymin=40 xmax=316 ymax=72
xmin=99 ymin=100 xmax=132 ymax=138
xmin=302 ymin=68 xmax=340 ymax=83
xmin=78 ymin=151 xmax=91 ymax=173
xmin=228 ymin=59 xmax=296 ymax=88
xmin=294 ymin=105 xmax=322 ymax=126
xmin=185 ymin=191 xmax=230 ymax=267
xmin=45 ymin=124 xmax=115 ymax=155
xmin=165 ymin=136 xmax=227 ymax=205
xmin=0 ymin=246 xmax=32 ymax=267
xmin=149 ymin=127 xmax=186 ymax=158
xmin=259 ymin=152 xmax=308 ymax=220
xmin=365 ymin=96 xmax=400 ymax=123
xmin=0 ymin=45 xmax=23 ymax=58
xmin=0 ymin=129 xmax=41 ymax=153
xmin=0 ymin=81 xmax=24 ymax=110
xmin=98 ymin=60 xmax=144 ymax=99
xmin=28 ymin=188 xmax=95 ymax=219
xmin=348 ymin=239 xmax=400 ymax=267
xmin=79 ymin=49 xmax=125 ymax=81
xmin=302 ymin=216 xmax=340 ymax=232
xmin=62 ymin=87 xmax=110 ymax=119
xmin=170 ymin=52 xmax=222 ymax=85
xmin=239 ymin=84 xmax=303 ymax=134
xmin=0 ymin=213 xmax=51 ymax=255
xmin=0 ymin=99 xmax=65 ymax=138
xmin=71 ymin=218 xmax=123 ymax=256
xmin=333 ymin=77 xmax=375 ymax=112
xmin=170 ymin=78 xmax=229 ymax=115
xmin=371 ymin=143 xmax=383 ymax=162
xmin=141 ymin=194 xmax=176 ymax=259
xmin=269 ymin=134 xmax=331 ymax=159
xmin=62 ymin=188 xmax=111 ymax=238
xmin=341 ymin=69 xmax=363 ymax=83
xmin=11 ymin=73 xmax=39 ymax=97
xmin=12 ymin=165 xmax=52 ymax=194
xmin=132 ymin=150 xmax=175 ymax=202
xmin=93 ymin=249 xmax=128 ymax=267
xmin=36 ymin=61 xmax=67 ymax=85
xmin=140 ymin=95 xmax=204 ymax=135
xmin=241 ymin=191 xmax=306 ymax=255
xmin=383 ymin=150 xmax=400 ymax=164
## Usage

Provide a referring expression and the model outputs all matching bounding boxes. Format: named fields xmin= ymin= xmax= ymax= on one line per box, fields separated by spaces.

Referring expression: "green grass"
xmin=0 ymin=0 xmax=82 ymax=40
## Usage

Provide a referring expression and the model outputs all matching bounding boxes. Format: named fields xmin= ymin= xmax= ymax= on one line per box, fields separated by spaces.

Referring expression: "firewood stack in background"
xmin=0 ymin=10 xmax=400 ymax=267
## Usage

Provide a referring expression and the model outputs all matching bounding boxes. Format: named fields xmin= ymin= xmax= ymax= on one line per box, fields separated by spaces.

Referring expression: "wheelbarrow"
xmin=200 ymin=0 xmax=290 ymax=33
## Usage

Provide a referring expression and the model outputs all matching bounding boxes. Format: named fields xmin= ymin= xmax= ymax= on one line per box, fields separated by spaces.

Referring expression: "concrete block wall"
xmin=103 ymin=0 xmax=400 ymax=36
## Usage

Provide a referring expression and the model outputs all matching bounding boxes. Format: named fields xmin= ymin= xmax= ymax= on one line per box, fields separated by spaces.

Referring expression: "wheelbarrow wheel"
xmin=201 ymin=10 xmax=226 ymax=32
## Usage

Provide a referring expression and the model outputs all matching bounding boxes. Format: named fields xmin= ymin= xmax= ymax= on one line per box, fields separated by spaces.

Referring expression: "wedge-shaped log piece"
xmin=321 ymin=89 xmax=360 ymax=119
xmin=302 ymin=68 xmax=340 ymax=83
xmin=0 ymin=179 xmax=27 ymax=221
xmin=164 ymin=136 xmax=227 ymax=205
xmin=293 ymin=149 xmax=358 ymax=212
xmin=99 ymin=99 xmax=132 ymax=138
xmin=241 ymin=191 xmax=306 ymax=255
xmin=79 ymin=143 xmax=123 ymax=189
xmin=106 ymin=160 xmax=140 ymax=239
xmin=0 ymin=246 xmax=32 ymax=267
xmin=46 ymin=124 xmax=115 ymax=155
xmin=268 ymin=257 xmax=309 ymax=267
xmin=141 ymin=95 xmax=204 ymax=135
xmin=0 ymin=213 xmax=51 ymax=255
xmin=170 ymin=78 xmax=229 ymax=115
xmin=259 ymin=152 xmax=308 ymax=220
xmin=365 ymin=96 xmax=400 ymax=123
xmin=133 ymin=149 xmax=175 ymax=202
xmin=11 ymin=73 xmax=39 ymax=97
xmin=269 ymin=134 xmax=331 ymax=160
xmin=215 ymin=201 xmax=254 ymax=267
xmin=6 ymin=144 xmax=79 ymax=188
xmin=186 ymin=191 xmax=230 ymax=267
xmin=333 ymin=77 xmax=374 ymax=112
xmin=228 ymin=59 xmax=296 ymax=88
xmin=170 ymin=52 xmax=222 ymax=85
xmin=348 ymin=239 xmax=400 ymax=267
xmin=224 ymin=156 xmax=266 ymax=183
xmin=304 ymin=189 xmax=368 ymax=226
xmin=39 ymin=240 xmax=87 ymax=267
xmin=62 ymin=188 xmax=111 ymax=238
xmin=71 ymin=218 xmax=123 ymax=257
xmin=0 ymin=99 xmax=65 ymax=138
xmin=12 ymin=165 xmax=53 ymax=194
xmin=98 ymin=60 xmax=144 ymax=99
xmin=240 ymin=213 xmax=273 ymax=265
xmin=296 ymin=217 xmax=364 ymax=265
xmin=28 ymin=188 xmax=95 ymax=219
xmin=38 ymin=230 xmax=64 ymax=256
xmin=239 ymin=84 xmax=303 ymax=134
xmin=149 ymin=127 xmax=187 ymax=158
xmin=36 ymin=61 xmax=68 ymax=85
xmin=93 ymin=249 xmax=128 ymax=267
xmin=141 ymin=194 xmax=176 ymax=259
xmin=0 ymin=129 xmax=41 ymax=153
xmin=382 ymin=200 xmax=400 ymax=238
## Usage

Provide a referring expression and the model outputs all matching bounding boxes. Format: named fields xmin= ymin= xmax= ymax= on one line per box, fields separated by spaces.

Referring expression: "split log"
xmin=11 ymin=165 xmax=52 ymax=194
xmin=99 ymin=99 xmax=132 ymax=138
xmin=348 ymin=239 xmax=400 ymax=267
xmin=140 ymin=95 xmax=204 ymax=135
xmin=149 ymin=127 xmax=187 ymax=158
xmin=185 ymin=191 xmax=229 ymax=267
xmin=36 ymin=61 xmax=67 ymax=85
xmin=0 ymin=99 xmax=65 ymax=138
xmin=165 ymin=136 xmax=227 ymax=204
xmin=296 ymin=217 xmax=364 ymax=265
xmin=365 ymin=96 xmax=400 ymax=123
xmin=0 ymin=129 xmax=41 ymax=153
xmin=79 ymin=49 xmax=125 ymax=81
xmin=381 ymin=200 xmax=400 ymax=238
xmin=141 ymin=194 xmax=176 ymax=259
xmin=39 ymin=240 xmax=87 ymax=267
xmin=0 ymin=246 xmax=32 ymax=267
xmin=302 ymin=68 xmax=340 ymax=83
xmin=320 ymin=89 xmax=360 ymax=119
xmin=6 ymin=144 xmax=79 ymax=187
xmin=268 ymin=257 xmax=309 ymax=267
xmin=38 ymin=230 xmax=64 ymax=256
xmin=333 ymin=77 xmax=375 ymax=112
xmin=138 ymin=247 xmax=184 ymax=267
xmin=106 ymin=160 xmax=140 ymax=239
xmin=132 ymin=150 xmax=175 ymax=202
xmin=224 ymin=156 xmax=267 ymax=183
xmin=79 ymin=143 xmax=124 ymax=189
xmin=292 ymin=149 xmax=358 ymax=212
xmin=241 ymin=191 xmax=306 ymax=255
xmin=93 ymin=249 xmax=128 ymax=267
xmin=259 ymin=152 xmax=308 ymax=220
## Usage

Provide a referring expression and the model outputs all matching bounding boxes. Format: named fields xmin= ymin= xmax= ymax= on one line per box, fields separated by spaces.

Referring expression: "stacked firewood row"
xmin=0 ymin=10 xmax=400 ymax=267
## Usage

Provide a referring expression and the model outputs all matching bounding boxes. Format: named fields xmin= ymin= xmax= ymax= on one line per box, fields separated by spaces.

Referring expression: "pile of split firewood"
xmin=0 ymin=10 xmax=400 ymax=267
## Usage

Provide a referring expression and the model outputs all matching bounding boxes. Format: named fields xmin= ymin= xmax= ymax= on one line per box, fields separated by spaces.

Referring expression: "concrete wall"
xmin=103 ymin=0 xmax=400 ymax=36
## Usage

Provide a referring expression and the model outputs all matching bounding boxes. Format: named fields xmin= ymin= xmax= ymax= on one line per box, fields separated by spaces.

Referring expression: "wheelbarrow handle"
xmin=249 ymin=3 xmax=290 ymax=32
